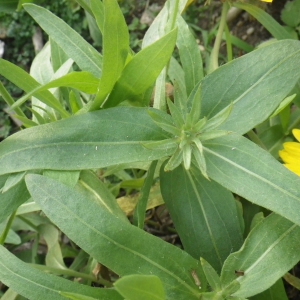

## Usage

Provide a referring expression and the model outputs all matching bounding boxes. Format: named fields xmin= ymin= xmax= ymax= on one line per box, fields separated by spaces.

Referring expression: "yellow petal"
xmin=279 ymin=149 xmax=300 ymax=164
xmin=283 ymin=142 xmax=300 ymax=155
xmin=284 ymin=163 xmax=300 ymax=177
xmin=260 ymin=0 xmax=272 ymax=2
xmin=292 ymin=129 xmax=300 ymax=143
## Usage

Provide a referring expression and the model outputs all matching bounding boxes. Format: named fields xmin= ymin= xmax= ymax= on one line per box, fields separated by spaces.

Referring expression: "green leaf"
xmin=200 ymin=258 xmax=222 ymax=291
xmin=148 ymin=109 xmax=181 ymax=136
xmin=142 ymin=138 xmax=178 ymax=151
xmin=0 ymin=59 xmax=69 ymax=118
xmin=148 ymin=108 xmax=175 ymax=126
xmin=152 ymin=67 xmax=167 ymax=110
xmin=220 ymin=213 xmax=300 ymax=298
xmin=203 ymin=103 xmax=233 ymax=132
xmin=201 ymin=40 xmax=300 ymax=134
xmin=234 ymin=3 xmax=292 ymax=40
xmin=90 ymin=0 xmax=104 ymax=33
xmin=16 ymin=200 xmax=41 ymax=215
xmin=0 ymin=107 xmax=175 ymax=175
xmin=257 ymin=124 xmax=284 ymax=159
xmin=167 ymin=98 xmax=185 ymax=128
xmin=269 ymin=94 xmax=296 ymax=118
xmin=0 ymin=221 xmax=21 ymax=245
xmin=160 ymin=164 xmax=243 ymax=273
xmin=12 ymin=72 xmax=99 ymax=110
xmin=176 ymin=15 xmax=203 ymax=96
xmin=281 ymin=0 xmax=300 ymax=27
xmin=187 ymin=81 xmax=202 ymax=125
xmin=284 ymin=272 xmax=300 ymax=291
xmin=25 ymin=174 xmax=205 ymax=300
xmin=168 ymin=57 xmax=187 ymax=116
xmin=2 ymin=172 xmax=26 ymax=193
xmin=114 ymin=275 xmax=165 ymax=300
xmin=0 ymin=245 xmax=121 ymax=300
xmin=76 ymin=170 xmax=128 ymax=222
xmin=250 ymin=279 xmax=288 ymax=300
xmin=0 ymin=0 xmax=18 ymax=12
xmin=23 ymin=4 xmax=102 ymax=78
xmin=103 ymin=28 xmax=178 ymax=108
xmin=182 ymin=143 xmax=192 ymax=169
xmin=91 ymin=0 xmax=129 ymax=110
xmin=204 ymin=133 xmax=300 ymax=227
xmin=38 ymin=224 xmax=66 ymax=269
xmin=193 ymin=147 xmax=208 ymax=179
xmin=133 ymin=161 xmax=158 ymax=228
xmin=0 ymin=175 xmax=30 ymax=224
xmin=1 ymin=287 xmax=18 ymax=299
xmin=50 ymin=38 xmax=70 ymax=73
xmin=164 ymin=148 xmax=183 ymax=171
xmin=142 ymin=0 xmax=187 ymax=48
xmin=74 ymin=0 xmax=94 ymax=17
xmin=43 ymin=170 xmax=80 ymax=187
xmin=60 ymin=292 xmax=99 ymax=300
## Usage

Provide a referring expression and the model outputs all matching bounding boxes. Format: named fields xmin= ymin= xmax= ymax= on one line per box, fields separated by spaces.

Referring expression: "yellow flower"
xmin=279 ymin=129 xmax=300 ymax=176
xmin=260 ymin=0 xmax=272 ymax=2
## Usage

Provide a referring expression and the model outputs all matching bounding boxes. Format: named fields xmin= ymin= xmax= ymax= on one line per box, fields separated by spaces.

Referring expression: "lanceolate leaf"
xmin=176 ymin=15 xmax=203 ymax=96
xmin=201 ymin=40 xmax=300 ymax=134
xmin=0 ymin=245 xmax=121 ymax=300
xmin=0 ymin=107 xmax=175 ymax=176
xmin=103 ymin=29 xmax=178 ymax=108
xmin=0 ymin=59 xmax=68 ymax=118
xmin=23 ymin=4 xmax=102 ymax=78
xmin=91 ymin=0 xmax=129 ymax=110
xmin=76 ymin=170 xmax=128 ymax=222
xmin=234 ymin=3 xmax=292 ymax=40
xmin=60 ymin=292 xmax=100 ymax=300
xmin=220 ymin=213 xmax=300 ymax=298
xmin=0 ymin=175 xmax=30 ymax=224
xmin=25 ymin=174 xmax=205 ymax=300
xmin=160 ymin=164 xmax=243 ymax=273
xmin=90 ymin=0 xmax=104 ymax=33
xmin=250 ymin=279 xmax=288 ymax=300
xmin=142 ymin=0 xmax=188 ymax=48
xmin=114 ymin=275 xmax=165 ymax=300
xmin=203 ymin=133 xmax=300 ymax=226
xmin=12 ymin=72 xmax=99 ymax=109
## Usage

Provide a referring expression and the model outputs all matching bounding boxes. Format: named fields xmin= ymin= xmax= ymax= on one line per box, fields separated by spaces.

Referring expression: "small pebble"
xmin=246 ymin=27 xmax=255 ymax=35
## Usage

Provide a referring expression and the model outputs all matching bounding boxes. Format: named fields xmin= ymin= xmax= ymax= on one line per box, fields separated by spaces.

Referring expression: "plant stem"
xmin=0 ymin=82 xmax=27 ymax=118
xmin=247 ymin=130 xmax=268 ymax=150
xmin=208 ymin=2 xmax=229 ymax=74
xmin=0 ymin=210 xmax=17 ymax=245
xmin=29 ymin=264 xmax=113 ymax=287
xmin=17 ymin=215 xmax=39 ymax=231
xmin=224 ymin=24 xmax=233 ymax=62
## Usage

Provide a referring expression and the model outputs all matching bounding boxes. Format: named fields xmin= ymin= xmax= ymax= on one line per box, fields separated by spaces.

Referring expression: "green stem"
xmin=208 ymin=2 xmax=229 ymax=74
xmin=247 ymin=130 xmax=268 ymax=151
xmin=0 ymin=210 xmax=17 ymax=245
xmin=29 ymin=264 xmax=113 ymax=287
xmin=224 ymin=24 xmax=233 ymax=62
xmin=17 ymin=215 xmax=39 ymax=231
xmin=0 ymin=82 xmax=27 ymax=118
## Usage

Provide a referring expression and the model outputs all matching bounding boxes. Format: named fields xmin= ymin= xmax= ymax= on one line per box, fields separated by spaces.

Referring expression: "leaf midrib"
xmin=31 ymin=180 xmax=200 ymax=296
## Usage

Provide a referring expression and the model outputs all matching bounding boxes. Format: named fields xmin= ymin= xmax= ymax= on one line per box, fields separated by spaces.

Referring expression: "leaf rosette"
xmin=144 ymin=83 xmax=232 ymax=179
